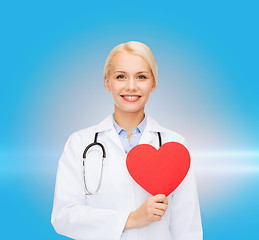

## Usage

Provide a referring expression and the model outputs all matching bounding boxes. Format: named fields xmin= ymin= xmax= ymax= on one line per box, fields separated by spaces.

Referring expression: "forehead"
xmin=110 ymin=51 xmax=150 ymax=72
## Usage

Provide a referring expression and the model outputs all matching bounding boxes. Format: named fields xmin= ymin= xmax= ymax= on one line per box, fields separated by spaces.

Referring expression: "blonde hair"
xmin=103 ymin=41 xmax=158 ymax=87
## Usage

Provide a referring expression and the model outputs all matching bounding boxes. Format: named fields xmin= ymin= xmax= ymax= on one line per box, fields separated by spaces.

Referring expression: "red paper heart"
xmin=126 ymin=142 xmax=190 ymax=196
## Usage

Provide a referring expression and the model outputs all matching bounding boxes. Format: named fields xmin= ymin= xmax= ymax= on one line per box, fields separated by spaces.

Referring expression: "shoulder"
xmin=61 ymin=127 xmax=95 ymax=154
xmin=146 ymin=114 xmax=186 ymax=145
xmin=161 ymin=127 xmax=186 ymax=146
xmin=65 ymin=114 xmax=113 ymax=145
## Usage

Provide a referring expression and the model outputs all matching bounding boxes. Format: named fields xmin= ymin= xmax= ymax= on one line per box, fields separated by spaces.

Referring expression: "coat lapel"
xmin=94 ymin=114 xmax=166 ymax=153
xmin=138 ymin=127 xmax=153 ymax=145
xmin=139 ymin=114 xmax=166 ymax=147
xmin=106 ymin=128 xmax=125 ymax=153
xmin=94 ymin=114 xmax=125 ymax=153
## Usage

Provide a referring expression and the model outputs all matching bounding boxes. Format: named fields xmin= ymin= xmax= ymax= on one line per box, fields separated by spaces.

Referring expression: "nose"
xmin=126 ymin=77 xmax=138 ymax=91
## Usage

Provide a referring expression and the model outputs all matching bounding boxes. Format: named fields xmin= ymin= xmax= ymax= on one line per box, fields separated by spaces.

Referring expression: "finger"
xmin=153 ymin=208 xmax=165 ymax=217
xmin=154 ymin=202 xmax=168 ymax=211
xmin=154 ymin=194 xmax=168 ymax=205
xmin=152 ymin=214 xmax=162 ymax=222
xmin=153 ymin=194 xmax=166 ymax=203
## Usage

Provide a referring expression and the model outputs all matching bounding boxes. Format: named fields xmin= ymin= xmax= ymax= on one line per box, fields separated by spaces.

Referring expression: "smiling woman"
xmin=51 ymin=41 xmax=203 ymax=240
xmin=105 ymin=50 xmax=156 ymax=131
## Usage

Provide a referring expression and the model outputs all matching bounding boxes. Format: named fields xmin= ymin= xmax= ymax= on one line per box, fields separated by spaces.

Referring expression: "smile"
xmin=121 ymin=95 xmax=141 ymax=102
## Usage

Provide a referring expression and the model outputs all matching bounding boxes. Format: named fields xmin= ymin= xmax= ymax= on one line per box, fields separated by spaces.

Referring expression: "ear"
xmin=104 ymin=76 xmax=111 ymax=92
xmin=151 ymin=81 xmax=156 ymax=92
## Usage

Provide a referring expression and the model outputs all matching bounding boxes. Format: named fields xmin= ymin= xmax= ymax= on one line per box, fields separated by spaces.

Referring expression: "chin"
xmin=119 ymin=107 xmax=145 ymax=114
xmin=114 ymin=100 xmax=146 ymax=114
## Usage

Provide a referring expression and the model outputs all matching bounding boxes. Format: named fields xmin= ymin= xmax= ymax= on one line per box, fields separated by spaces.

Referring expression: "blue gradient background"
xmin=1 ymin=1 xmax=258 ymax=239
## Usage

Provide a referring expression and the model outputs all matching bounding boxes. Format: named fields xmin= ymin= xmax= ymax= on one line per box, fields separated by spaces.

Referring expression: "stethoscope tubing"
xmin=83 ymin=132 xmax=162 ymax=195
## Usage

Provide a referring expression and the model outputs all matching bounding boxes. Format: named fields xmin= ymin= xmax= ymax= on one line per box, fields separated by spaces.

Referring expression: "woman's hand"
xmin=124 ymin=194 xmax=168 ymax=230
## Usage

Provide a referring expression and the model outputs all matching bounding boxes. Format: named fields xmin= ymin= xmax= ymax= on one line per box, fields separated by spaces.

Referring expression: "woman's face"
xmin=105 ymin=51 xmax=156 ymax=115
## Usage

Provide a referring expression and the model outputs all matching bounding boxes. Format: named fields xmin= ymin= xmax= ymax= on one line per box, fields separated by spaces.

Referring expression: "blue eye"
xmin=138 ymin=75 xmax=147 ymax=79
xmin=116 ymin=75 xmax=125 ymax=79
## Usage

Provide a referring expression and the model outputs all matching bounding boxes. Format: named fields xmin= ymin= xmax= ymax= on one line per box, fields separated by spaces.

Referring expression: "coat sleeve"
xmin=51 ymin=132 xmax=131 ymax=240
xmin=168 ymin=140 xmax=203 ymax=240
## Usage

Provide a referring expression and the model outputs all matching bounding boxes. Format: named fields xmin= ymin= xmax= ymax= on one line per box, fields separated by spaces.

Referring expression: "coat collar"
xmin=94 ymin=114 xmax=165 ymax=153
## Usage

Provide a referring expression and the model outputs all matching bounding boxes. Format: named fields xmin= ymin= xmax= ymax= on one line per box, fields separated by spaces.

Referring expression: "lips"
xmin=121 ymin=95 xmax=141 ymax=102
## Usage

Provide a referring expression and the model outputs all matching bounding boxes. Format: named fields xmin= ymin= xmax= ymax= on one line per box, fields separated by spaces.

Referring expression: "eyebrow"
xmin=114 ymin=71 xmax=149 ymax=74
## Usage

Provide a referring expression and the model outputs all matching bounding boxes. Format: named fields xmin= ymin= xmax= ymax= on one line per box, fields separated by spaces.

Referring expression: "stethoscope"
xmin=83 ymin=132 xmax=162 ymax=195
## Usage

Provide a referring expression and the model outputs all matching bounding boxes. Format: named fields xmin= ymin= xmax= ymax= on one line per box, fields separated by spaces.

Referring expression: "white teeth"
xmin=124 ymin=96 xmax=139 ymax=100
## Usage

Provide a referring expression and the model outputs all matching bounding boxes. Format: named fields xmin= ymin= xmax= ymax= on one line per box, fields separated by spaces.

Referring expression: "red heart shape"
xmin=126 ymin=142 xmax=190 ymax=196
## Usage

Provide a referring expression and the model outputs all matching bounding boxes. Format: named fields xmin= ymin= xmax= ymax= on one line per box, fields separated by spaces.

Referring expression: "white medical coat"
xmin=51 ymin=114 xmax=203 ymax=240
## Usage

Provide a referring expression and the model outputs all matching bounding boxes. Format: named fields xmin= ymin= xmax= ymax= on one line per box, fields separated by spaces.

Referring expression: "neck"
xmin=113 ymin=106 xmax=145 ymax=134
